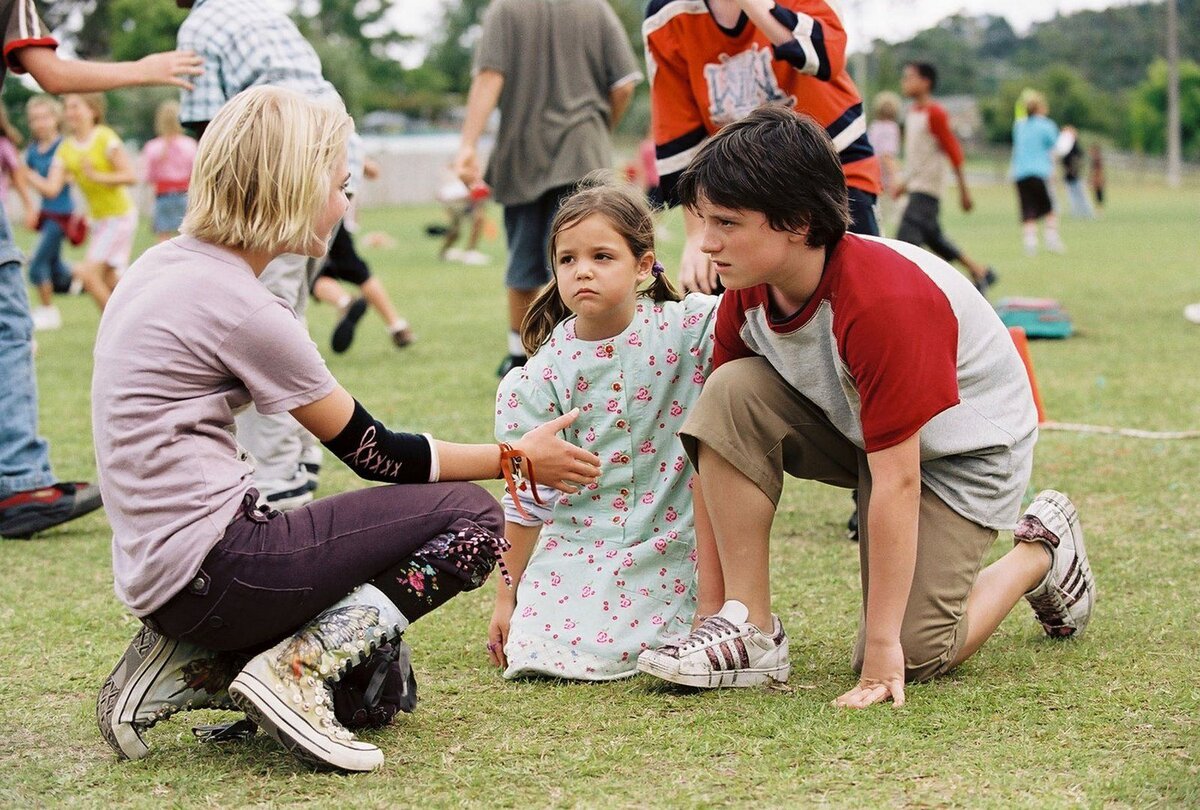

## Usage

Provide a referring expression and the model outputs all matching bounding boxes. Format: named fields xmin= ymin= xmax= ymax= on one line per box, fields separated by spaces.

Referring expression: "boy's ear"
xmin=787 ymin=223 xmax=810 ymax=245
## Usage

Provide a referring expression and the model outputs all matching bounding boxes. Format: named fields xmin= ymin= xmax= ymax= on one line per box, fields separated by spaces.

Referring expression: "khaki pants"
xmin=680 ymin=357 xmax=997 ymax=682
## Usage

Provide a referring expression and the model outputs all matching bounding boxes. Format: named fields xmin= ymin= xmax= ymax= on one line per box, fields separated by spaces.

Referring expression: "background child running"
xmin=1011 ymin=92 xmax=1065 ymax=256
xmin=52 ymin=93 xmax=138 ymax=310
xmin=312 ymin=157 xmax=416 ymax=353
xmin=19 ymin=95 xmax=73 ymax=331
xmin=490 ymin=178 xmax=718 ymax=681
xmin=140 ymin=99 xmax=196 ymax=242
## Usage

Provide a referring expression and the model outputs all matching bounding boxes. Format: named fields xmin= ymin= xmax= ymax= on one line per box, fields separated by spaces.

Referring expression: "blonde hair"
xmin=872 ymin=91 xmax=901 ymax=122
xmin=154 ymin=100 xmax=183 ymax=137
xmin=181 ymin=86 xmax=352 ymax=255
xmin=26 ymin=94 xmax=63 ymax=121
xmin=522 ymin=173 xmax=680 ymax=355
xmin=66 ymin=92 xmax=106 ymax=125
xmin=1023 ymin=89 xmax=1047 ymax=117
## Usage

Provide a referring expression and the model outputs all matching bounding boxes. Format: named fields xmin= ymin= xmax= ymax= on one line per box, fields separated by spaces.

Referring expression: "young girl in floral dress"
xmin=490 ymin=178 xmax=719 ymax=680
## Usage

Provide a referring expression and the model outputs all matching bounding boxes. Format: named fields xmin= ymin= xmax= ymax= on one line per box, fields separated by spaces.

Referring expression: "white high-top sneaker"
xmin=96 ymin=625 xmax=243 ymax=760
xmin=228 ymin=584 xmax=409 ymax=772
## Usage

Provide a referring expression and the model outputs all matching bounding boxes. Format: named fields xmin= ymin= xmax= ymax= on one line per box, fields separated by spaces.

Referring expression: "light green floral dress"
xmin=495 ymin=296 xmax=718 ymax=680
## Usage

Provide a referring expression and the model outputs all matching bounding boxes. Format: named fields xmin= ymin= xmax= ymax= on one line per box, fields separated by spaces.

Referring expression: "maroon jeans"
xmin=147 ymin=482 xmax=504 ymax=652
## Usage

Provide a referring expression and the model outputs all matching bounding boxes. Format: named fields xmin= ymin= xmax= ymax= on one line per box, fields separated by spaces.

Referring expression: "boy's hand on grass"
xmin=834 ymin=639 xmax=906 ymax=709
xmin=515 ymin=408 xmax=601 ymax=494
xmin=487 ymin=598 xmax=514 ymax=669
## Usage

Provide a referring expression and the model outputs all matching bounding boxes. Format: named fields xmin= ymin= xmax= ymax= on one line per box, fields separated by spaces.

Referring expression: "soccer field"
xmin=2 ymin=180 xmax=1198 ymax=807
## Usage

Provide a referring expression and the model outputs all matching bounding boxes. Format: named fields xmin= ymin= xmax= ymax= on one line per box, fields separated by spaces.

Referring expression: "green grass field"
xmin=1 ymin=180 xmax=1198 ymax=807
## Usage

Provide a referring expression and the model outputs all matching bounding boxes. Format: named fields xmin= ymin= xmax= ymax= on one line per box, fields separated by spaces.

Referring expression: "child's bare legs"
xmin=465 ymin=208 xmax=486 ymax=251
xmin=361 ymin=276 xmax=413 ymax=344
xmin=691 ymin=478 xmax=725 ymax=623
xmin=958 ymin=252 xmax=990 ymax=283
xmin=439 ymin=207 xmax=463 ymax=259
xmin=1042 ymin=212 xmax=1065 ymax=252
xmin=696 ymin=442 xmax=774 ymax=631
xmin=951 ymin=540 xmax=1050 ymax=666
xmin=73 ymin=259 xmax=113 ymax=310
xmin=36 ymin=281 xmax=53 ymax=308
xmin=311 ymin=274 xmax=346 ymax=309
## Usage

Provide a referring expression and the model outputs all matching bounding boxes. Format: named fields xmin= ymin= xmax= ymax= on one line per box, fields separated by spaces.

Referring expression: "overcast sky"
xmin=389 ymin=0 xmax=1154 ymax=65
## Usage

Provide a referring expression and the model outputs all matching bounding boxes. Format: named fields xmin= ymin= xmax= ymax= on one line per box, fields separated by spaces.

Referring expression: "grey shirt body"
xmin=475 ymin=0 xmax=642 ymax=206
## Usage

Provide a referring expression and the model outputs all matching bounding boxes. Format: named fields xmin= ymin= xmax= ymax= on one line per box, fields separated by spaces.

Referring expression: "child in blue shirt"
xmin=1010 ymin=93 xmax=1064 ymax=256
xmin=22 ymin=95 xmax=75 ymax=330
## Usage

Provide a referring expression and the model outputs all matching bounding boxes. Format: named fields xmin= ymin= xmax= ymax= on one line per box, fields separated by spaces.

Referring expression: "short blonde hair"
xmin=872 ymin=91 xmax=901 ymax=122
xmin=26 ymin=94 xmax=63 ymax=120
xmin=154 ymin=100 xmax=183 ymax=137
xmin=181 ymin=86 xmax=352 ymax=254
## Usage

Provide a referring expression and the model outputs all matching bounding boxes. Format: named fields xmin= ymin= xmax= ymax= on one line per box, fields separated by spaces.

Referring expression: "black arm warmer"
xmin=322 ymin=399 xmax=433 ymax=484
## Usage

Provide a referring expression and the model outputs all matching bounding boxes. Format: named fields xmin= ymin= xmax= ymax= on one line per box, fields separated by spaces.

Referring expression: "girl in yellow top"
xmin=49 ymin=93 xmax=137 ymax=310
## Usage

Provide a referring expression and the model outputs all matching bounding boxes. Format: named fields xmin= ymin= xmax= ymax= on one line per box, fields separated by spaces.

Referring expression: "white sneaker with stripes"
xmin=1015 ymin=489 xmax=1096 ymax=638
xmin=636 ymin=600 xmax=789 ymax=688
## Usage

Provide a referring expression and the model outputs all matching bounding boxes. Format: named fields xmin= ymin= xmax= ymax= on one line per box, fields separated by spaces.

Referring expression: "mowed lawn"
xmin=1 ymin=178 xmax=1198 ymax=808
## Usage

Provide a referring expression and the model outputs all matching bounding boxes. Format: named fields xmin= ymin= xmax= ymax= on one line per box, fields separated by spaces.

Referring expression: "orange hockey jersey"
xmin=644 ymin=0 xmax=880 ymax=203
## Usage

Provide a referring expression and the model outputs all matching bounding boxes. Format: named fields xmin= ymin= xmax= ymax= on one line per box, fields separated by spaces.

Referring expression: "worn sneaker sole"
xmin=636 ymin=651 xmax=790 ymax=689
xmin=228 ymin=671 xmax=383 ymax=772
xmin=97 ymin=625 xmax=162 ymax=760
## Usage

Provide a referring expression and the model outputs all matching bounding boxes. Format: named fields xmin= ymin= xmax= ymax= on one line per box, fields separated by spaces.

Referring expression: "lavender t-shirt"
xmin=92 ymin=236 xmax=336 ymax=616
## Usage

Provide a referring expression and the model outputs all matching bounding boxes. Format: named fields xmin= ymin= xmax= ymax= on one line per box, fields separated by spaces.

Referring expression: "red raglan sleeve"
xmin=927 ymin=103 xmax=964 ymax=168
xmin=839 ymin=294 xmax=960 ymax=452
xmin=712 ymin=290 xmax=757 ymax=369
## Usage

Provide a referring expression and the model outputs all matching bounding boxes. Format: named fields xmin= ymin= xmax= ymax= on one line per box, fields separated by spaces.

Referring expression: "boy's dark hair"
xmin=676 ymin=104 xmax=850 ymax=248
xmin=907 ymin=61 xmax=938 ymax=91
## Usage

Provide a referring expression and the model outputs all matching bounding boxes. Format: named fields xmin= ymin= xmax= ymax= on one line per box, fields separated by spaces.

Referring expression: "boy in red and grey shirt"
xmin=635 ymin=106 xmax=1096 ymax=707
xmin=895 ymin=61 xmax=997 ymax=295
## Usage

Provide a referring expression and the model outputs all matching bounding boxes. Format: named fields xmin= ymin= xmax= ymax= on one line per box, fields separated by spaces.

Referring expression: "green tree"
xmin=978 ymin=64 xmax=1125 ymax=145
xmin=1128 ymin=58 xmax=1200 ymax=158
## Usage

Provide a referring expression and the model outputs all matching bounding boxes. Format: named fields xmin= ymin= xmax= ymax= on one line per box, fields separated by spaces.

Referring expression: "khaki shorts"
xmin=680 ymin=357 xmax=997 ymax=682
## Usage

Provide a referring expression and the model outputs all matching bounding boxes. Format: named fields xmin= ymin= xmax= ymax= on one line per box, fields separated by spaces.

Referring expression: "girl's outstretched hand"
xmin=514 ymin=408 xmax=601 ymax=494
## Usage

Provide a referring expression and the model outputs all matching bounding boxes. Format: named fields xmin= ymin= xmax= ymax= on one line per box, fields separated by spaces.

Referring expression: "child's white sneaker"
xmin=1183 ymin=303 xmax=1200 ymax=324
xmin=1015 ymin=489 xmax=1096 ymax=637
xmin=1044 ymin=232 xmax=1067 ymax=254
xmin=636 ymin=600 xmax=789 ymax=688
xmin=459 ymin=249 xmax=490 ymax=266
xmin=32 ymin=305 xmax=62 ymax=331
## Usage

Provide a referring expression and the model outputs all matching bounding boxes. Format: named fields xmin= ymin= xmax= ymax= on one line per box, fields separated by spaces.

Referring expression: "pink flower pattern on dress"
xmin=493 ymin=297 xmax=718 ymax=680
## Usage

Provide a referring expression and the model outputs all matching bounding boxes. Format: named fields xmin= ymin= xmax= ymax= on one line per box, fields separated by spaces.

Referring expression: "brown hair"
xmin=521 ymin=174 xmax=681 ymax=355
